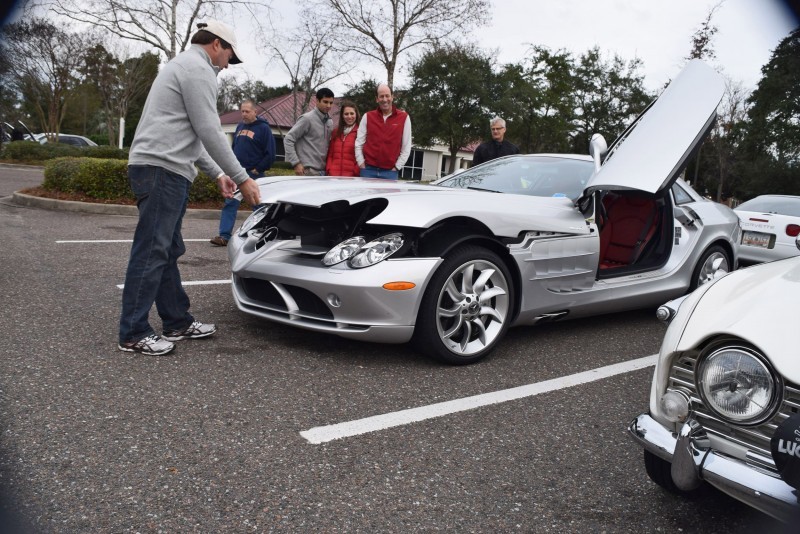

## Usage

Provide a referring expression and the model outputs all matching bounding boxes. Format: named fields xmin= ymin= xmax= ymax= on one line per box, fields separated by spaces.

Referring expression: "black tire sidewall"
xmin=412 ymin=245 xmax=514 ymax=365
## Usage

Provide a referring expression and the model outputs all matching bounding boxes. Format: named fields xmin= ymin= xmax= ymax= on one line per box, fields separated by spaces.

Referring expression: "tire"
xmin=413 ymin=245 xmax=514 ymax=365
xmin=689 ymin=245 xmax=730 ymax=291
xmin=643 ymin=450 xmax=701 ymax=495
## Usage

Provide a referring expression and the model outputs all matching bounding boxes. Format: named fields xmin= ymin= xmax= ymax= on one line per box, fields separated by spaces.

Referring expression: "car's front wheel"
xmin=690 ymin=245 xmax=730 ymax=291
xmin=413 ymin=245 xmax=514 ymax=365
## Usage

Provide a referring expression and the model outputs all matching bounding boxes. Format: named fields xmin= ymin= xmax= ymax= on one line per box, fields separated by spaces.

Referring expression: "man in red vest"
xmin=355 ymin=84 xmax=412 ymax=180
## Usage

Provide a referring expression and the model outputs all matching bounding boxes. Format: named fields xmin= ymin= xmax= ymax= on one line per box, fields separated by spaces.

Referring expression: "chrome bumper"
xmin=628 ymin=413 xmax=799 ymax=522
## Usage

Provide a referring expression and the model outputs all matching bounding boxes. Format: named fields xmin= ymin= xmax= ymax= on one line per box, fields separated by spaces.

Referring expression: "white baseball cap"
xmin=195 ymin=19 xmax=243 ymax=64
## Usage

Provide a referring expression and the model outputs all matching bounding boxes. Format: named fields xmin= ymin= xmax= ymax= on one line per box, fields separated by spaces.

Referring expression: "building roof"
xmin=219 ymin=92 xmax=343 ymax=131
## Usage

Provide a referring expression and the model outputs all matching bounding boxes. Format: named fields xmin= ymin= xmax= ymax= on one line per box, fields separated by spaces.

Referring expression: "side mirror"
xmin=589 ymin=134 xmax=607 ymax=172
xmin=674 ymin=206 xmax=697 ymax=227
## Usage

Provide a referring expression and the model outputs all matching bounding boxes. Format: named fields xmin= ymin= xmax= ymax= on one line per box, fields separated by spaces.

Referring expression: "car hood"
xmin=677 ymin=257 xmax=800 ymax=381
xmin=585 ymin=59 xmax=725 ymax=196
xmin=251 ymin=176 xmax=588 ymax=237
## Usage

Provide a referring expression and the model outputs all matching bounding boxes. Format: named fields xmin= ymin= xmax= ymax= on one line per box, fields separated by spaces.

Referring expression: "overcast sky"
xmin=231 ymin=0 xmax=798 ymax=95
xmin=5 ymin=0 xmax=797 ymax=96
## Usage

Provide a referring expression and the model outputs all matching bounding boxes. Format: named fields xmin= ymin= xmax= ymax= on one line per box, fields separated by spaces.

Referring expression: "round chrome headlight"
xmin=348 ymin=233 xmax=404 ymax=268
xmin=238 ymin=204 xmax=270 ymax=237
xmin=322 ymin=237 xmax=366 ymax=266
xmin=697 ymin=346 xmax=777 ymax=424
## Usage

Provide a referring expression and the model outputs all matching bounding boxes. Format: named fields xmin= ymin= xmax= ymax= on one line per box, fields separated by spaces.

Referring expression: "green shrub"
xmin=2 ymin=140 xmax=79 ymax=161
xmin=1 ymin=140 xmax=129 ymax=162
xmin=89 ymin=133 xmax=109 ymax=146
xmin=189 ymin=171 xmax=222 ymax=203
xmin=83 ymin=145 xmax=128 ymax=160
xmin=42 ymin=157 xmax=226 ymax=203
xmin=271 ymin=160 xmax=294 ymax=170
xmin=43 ymin=157 xmax=132 ymax=199
xmin=42 ymin=158 xmax=87 ymax=192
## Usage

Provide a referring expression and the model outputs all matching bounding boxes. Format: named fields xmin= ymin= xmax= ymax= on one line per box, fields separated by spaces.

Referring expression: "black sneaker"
xmin=118 ymin=334 xmax=175 ymax=356
xmin=163 ymin=321 xmax=217 ymax=341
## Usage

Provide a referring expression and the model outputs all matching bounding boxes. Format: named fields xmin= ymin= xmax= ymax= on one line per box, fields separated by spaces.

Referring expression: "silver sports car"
xmin=228 ymin=60 xmax=741 ymax=364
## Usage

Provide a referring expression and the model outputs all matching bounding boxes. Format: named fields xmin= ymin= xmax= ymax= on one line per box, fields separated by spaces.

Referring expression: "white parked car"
xmin=628 ymin=241 xmax=800 ymax=523
xmin=736 ymin=194 xmax=800 ymax=264
xmin=34 ymin=133 xmax=98 ymax=147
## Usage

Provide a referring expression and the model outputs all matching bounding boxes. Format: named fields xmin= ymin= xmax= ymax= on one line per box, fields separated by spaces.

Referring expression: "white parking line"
xmin=56 ymin=239 xmax=210 ymax=243
xmin=300 ymin=354 xmax=658 ymax=444
xmin=115 ymin=279 xmax=231 ymax=289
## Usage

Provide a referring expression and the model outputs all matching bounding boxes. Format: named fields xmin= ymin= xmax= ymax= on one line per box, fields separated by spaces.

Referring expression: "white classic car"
xmin=228 ymin=60 xmax=741 ymax=364
xmin=628 ymin=241 xmax=800 ymax=522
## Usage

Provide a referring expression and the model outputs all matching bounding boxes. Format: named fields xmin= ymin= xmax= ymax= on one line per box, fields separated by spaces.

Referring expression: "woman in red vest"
xmin=326 ymin=101 xmax=361 ymax=177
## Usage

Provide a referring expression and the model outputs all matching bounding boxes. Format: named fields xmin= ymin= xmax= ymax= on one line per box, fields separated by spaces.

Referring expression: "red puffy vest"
xmin=362 ymin=106 xmax=408 ymax=170
xmin=326 ymin=126 xmax=360 ymax=177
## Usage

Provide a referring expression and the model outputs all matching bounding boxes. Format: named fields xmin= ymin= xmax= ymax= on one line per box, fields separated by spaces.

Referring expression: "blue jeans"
xmin=217 ymin=169 xmax=263 ymax=239
xmin=359 ymin=165 xmax=398 ymax=180
xmin=218 ymin=197 xmax=240 ymax=240
xmin=119 ymin=165 xmax=194 ymax=343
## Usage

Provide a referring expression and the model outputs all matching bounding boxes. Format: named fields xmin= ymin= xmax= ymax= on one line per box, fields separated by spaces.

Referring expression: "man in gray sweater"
xmin=118 ymin=20 xmax=261 ymax=356
xmin=284 ymin=88 xmax=334 ymax=175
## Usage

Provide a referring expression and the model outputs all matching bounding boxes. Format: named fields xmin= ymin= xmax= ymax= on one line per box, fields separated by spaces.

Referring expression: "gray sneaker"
xmin=163 ymin=321 xmax=217 ymax=341
xmin=118 ymin=334 xmax=175 ymax=356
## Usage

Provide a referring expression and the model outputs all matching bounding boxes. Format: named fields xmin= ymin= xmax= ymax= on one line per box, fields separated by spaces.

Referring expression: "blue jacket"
xmin=232 ymin=116 xmax=276 ymax=174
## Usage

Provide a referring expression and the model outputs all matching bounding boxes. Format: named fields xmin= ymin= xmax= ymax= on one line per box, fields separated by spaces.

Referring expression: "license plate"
xmin=741 ymin=230 xmax=772 ymax=248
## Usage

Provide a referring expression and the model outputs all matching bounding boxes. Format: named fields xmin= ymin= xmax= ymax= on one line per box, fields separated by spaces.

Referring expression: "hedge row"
xmin=1 ymin=140 xmax=128 ymax=161
xmin=42 ymin=157 xmax=295 ymax=203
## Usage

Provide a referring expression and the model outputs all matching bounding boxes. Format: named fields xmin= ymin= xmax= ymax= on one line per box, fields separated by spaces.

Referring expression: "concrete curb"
xmin=11 ymin=192 xmax=249 ymax=220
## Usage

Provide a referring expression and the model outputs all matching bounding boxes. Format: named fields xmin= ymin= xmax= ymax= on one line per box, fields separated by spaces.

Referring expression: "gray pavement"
xmin=0 ymin=163 xmax=785 ymax=532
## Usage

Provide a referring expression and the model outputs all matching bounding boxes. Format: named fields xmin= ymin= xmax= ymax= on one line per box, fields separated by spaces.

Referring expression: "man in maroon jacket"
xmin=355 ymin=84 xmax=412 ymax=180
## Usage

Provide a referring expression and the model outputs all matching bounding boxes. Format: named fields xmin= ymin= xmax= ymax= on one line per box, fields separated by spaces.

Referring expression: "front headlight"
xmin=322 ymin=237 xmax=366 ymax=266
xmin=348 ymin=233 xmax=404 ymax=268
xmin=238 ymin=204 xmax=270 ymax=237
xmin=697 ymin=346 xmax=778 ymax=424
xmin=322 ymin=233 xmax=404 ymax=268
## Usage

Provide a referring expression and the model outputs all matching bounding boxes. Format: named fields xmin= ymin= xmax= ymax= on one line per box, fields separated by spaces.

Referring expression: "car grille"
xmin=239 ymin=277 xmax=334 ymax=319
xmin=669 ymin=353 xmax=800 ymax=472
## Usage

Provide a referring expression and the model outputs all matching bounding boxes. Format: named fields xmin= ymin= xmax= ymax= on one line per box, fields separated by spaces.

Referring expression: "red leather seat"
xmin=599 ymin=195 xmax=657 ymax=269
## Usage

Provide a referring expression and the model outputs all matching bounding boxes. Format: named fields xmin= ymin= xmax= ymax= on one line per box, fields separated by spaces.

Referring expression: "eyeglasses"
xmin=490 ymin=127 xmax=505 ymax=131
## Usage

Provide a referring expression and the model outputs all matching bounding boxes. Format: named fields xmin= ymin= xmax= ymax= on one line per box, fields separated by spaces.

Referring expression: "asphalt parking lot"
xmin=0 ymin=164 xmax=785 ymax=532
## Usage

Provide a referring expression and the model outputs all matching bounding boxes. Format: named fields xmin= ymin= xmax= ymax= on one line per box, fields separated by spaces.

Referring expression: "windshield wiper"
xmin=467 ymin=186 xmax=501 ymax=193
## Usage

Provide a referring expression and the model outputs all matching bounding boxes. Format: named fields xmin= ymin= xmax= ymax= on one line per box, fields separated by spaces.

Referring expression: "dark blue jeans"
xmin=359 ymin=165 xmax=398 ymax=180
xmin=119 ymin=165 xmax=194 ymax=343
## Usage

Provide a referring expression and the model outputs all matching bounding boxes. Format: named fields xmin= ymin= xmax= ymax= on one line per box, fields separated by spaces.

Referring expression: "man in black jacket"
xmin=472 ymin=117 xmax=519 ymax=166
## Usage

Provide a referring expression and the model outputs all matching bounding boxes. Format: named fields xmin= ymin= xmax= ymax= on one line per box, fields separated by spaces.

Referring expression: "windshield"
xmin=735 ymin=196 xmax=800 ymax=217
xmin=437 ymin=156 xmax=594 ymax=201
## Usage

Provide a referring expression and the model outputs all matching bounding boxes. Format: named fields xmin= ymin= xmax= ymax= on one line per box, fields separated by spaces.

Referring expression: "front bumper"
xmin=229 ymin=237 xmax=443 ymax=343
xmin=628 ymin=413 xmax=799 ymax=522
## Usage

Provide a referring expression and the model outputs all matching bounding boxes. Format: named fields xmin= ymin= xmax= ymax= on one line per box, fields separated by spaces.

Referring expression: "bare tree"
xmin=35 ymin=0 xmax=272 ymax=60
xmin=708 ymin=76 xmax=749 ymax=201
xmin=686 ymin=1 xmax=724 ymax=61
xmin=314 ymin=0 xmax=491 ymax=88
xmin=2 ymin=18 xmax=91 ymax=138
xmin=269 ymin=7 xmax=351 ymax=121
xmin=684 ymin=1 xmax=725 ymax=188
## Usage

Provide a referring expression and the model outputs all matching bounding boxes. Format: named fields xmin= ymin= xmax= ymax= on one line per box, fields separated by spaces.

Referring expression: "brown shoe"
xmin=210 ymin=236 xmax=229 ymax=246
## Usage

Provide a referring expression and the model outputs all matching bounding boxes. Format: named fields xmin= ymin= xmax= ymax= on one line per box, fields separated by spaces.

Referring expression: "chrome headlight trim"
xmin=322 ymin=237 xmax=366 ymax=266
xmin=348 ymin=233 xmax=405 ymax=269
xmin=237 ymin=204 xmax=270 ymax=237
xmin=696 ymin=345 xmax=779 ymax=425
